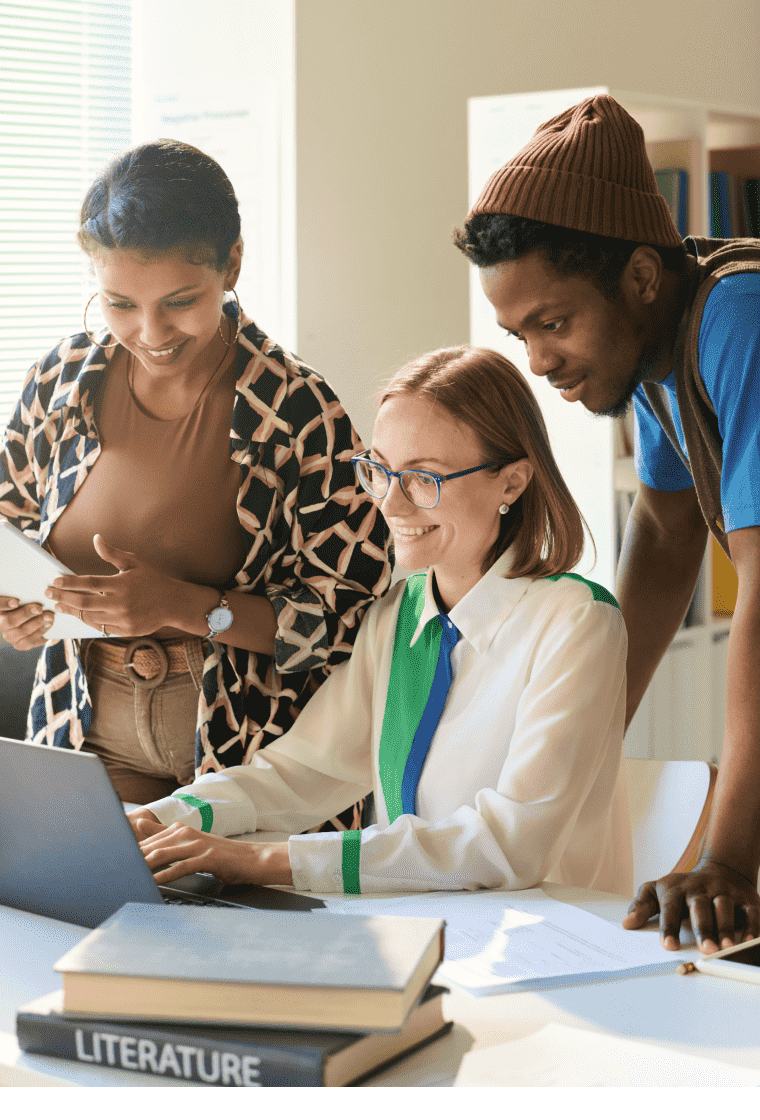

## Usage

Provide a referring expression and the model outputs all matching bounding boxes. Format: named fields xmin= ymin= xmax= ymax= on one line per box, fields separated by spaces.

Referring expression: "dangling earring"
xmin=499 ymin=503 xmax=510 ymax=515
xmin=83 ymin=293 xmax=116 ymax=349
xmin=219 ymin=288 xmax=242 ymax=348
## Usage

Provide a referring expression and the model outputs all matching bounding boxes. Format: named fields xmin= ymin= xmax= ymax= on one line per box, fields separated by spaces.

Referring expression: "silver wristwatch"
xmin=205 ymin=594 xmax=233 ymax=640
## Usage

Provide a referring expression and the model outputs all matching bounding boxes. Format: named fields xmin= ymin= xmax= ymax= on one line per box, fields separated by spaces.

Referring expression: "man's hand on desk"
xmin=623 ymin=857 xmax=760 ymax=954
xmin=138 ymin=821 xmax=294 ymax=887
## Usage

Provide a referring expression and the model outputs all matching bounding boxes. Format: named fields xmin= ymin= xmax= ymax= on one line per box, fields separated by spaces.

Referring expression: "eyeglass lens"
xmin=355 ymin=460 xmax=439 ymax=508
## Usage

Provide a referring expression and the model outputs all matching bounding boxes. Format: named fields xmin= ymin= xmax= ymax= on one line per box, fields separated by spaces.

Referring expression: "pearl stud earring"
xmin=499 ymin=503 xmax=509 ymax=515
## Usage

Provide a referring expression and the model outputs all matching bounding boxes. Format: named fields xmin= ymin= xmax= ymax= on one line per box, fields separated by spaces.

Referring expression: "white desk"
xmin=2 ymin=884 xmax=760 ymax=1087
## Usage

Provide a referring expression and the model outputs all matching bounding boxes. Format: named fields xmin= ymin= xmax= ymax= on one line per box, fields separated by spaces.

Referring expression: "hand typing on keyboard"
xmin=138 ymin=821 xmax=294 ymax=888
xmin=127 ymin=806 xmax=163 ymax=840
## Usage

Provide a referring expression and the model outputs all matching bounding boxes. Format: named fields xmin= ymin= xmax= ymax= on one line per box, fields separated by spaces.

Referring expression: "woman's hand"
xmin=45 ymin=534 xmax=185 ymax=638
xmin=139 ymin=822 xmax=293 ymax=886
xmin=127 ymin=806 xmax=164 ymax=840
xmin=0 ymin=595 xmax=54 ymax=649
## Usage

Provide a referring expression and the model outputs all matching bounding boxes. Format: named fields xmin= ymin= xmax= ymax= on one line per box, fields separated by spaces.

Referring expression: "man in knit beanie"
xmin=455 ymin=93 xmax=760 ymax=955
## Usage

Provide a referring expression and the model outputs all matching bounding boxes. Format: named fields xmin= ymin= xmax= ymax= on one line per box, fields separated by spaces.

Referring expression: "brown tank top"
xmin=49 ymin=347 xmax=247 ymax=637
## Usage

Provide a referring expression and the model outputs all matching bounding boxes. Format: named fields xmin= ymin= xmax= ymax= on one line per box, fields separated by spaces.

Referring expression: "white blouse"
xmin=148 ymin=551 xmax=633 ymax=896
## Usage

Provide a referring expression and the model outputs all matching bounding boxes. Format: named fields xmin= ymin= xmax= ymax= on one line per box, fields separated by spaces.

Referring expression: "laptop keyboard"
xmin=160 ymin=889 xmax=247 ymax=908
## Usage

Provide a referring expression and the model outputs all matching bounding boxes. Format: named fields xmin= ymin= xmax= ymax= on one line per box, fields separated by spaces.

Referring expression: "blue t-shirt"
xmin=633 ymin=272 xmax=760 ymax=533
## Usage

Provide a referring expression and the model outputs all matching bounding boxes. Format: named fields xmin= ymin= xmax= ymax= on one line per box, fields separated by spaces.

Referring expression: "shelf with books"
xmin=468 ymin=86 xmax=757 ymax=764
xmin=709 ymin=147 xmax=760 ymax=237
xmin=708 ymin=116 xmax=760 ymax=237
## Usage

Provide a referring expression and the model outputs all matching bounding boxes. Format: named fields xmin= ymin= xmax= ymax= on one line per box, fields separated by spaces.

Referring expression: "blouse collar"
xmin=409 ymin=547 xmax=533 ymax=655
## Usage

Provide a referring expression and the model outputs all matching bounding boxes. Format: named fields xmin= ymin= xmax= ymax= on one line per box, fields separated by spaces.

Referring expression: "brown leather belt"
xmin=89 ymin=637 xmax=191 ymax=688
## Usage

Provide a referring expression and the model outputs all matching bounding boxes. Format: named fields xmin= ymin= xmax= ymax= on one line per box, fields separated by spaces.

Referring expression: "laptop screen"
xmin=0 ymin=736 xmax=325 ymax=928
xmin=0 ymin=737 xmax=164 ymax=927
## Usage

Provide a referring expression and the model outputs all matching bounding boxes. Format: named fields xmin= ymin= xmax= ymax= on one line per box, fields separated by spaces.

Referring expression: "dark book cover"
xmin=710 ymin=172 xmax=732 ymax=237
xmin=743 ymin=179 xmax=760 ymax=238
xmin=16 ymin=986 xmax=451 ymax=1087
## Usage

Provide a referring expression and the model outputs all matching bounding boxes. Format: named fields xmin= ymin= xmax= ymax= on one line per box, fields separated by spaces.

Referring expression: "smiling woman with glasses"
xmin=128 ymin=345 xmax=632 ymax=901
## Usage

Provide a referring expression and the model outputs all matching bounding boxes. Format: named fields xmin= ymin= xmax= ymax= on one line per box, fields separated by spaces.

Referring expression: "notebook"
xmin=0 ymin=735 xmax=323 ymax=928
xmin=0 ymin=520 xmax=102 ymax=639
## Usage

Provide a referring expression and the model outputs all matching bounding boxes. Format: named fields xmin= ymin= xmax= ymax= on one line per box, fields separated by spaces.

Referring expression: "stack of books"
xmin=16 ymin=903 xmax=449 ymax=1087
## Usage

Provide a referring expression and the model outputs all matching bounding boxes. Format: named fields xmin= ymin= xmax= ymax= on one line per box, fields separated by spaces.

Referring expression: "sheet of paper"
xmin=454 ymin=1022 xmax=760 ymax=1087
xmin=322 ymin=888 xmax=680 ymax=994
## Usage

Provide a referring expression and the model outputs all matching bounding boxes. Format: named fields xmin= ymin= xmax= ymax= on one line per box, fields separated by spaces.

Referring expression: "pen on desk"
xmin=677 ymin=934 xmax=760 ymax=982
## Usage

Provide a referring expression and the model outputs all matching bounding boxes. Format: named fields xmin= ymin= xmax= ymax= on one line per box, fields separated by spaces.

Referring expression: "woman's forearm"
xmin=166 ymin=582 xmax=277 ymax=655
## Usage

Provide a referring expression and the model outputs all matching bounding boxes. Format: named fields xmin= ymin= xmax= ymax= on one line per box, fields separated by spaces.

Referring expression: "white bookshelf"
xmin=468 ymin=87 xmax=760 ymax=763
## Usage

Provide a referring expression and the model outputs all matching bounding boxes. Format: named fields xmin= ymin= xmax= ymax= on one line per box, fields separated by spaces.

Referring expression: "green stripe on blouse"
xmin=171 ymin=792 xmax=213 ymax=833
xmin=544 ymin=572 xmax=620 ymax=609
xmin=378 ymin=575 xmax=442 ymax=825
xmin=341 ymin=830 xmax=362 ymax=894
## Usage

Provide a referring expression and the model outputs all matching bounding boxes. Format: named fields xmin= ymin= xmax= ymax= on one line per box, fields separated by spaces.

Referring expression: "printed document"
xmin=323 ymin=888 xmax=681 ymax=994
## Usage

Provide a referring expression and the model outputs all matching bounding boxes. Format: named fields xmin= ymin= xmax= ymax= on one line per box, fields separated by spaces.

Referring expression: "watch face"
xmin=208 ymin=606 xmax=233 ymax=633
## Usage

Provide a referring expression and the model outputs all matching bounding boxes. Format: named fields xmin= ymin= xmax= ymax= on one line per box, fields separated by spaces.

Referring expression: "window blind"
xmin=0 ymin=0 xmax=131 ymax=432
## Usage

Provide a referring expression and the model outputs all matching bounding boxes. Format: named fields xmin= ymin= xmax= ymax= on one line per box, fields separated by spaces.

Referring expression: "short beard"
xmin=595 ymin=338 xmax=663 ymax=420
xmin=595 ymin=373 xmax=640 ymax=419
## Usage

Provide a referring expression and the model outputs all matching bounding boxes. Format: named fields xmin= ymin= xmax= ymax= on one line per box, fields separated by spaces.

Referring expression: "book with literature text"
xmin=16 ymin=985 xmax=451 ymax=1087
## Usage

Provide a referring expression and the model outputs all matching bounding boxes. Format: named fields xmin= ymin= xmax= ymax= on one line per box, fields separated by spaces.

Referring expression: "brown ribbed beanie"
xmin=469 ymin=94 xmax=682 ymax=247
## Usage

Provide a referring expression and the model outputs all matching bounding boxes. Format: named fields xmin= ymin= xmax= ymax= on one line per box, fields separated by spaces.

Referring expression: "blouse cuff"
xmin=150 ymin=794 xmax=201 ymax=830
xmin=288 ymin=831 xmax=346 ymax=893
xmin=147 ymin=771 xmax=259 ymax=837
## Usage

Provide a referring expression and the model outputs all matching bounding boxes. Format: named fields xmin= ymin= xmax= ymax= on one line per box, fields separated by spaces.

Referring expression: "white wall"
xmin=132 ymin=0 xmax=296 ymax=350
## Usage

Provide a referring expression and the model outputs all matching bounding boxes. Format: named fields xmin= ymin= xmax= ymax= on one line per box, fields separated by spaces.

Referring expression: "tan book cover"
xmin=55 ymin=903 xmax=445 ymax=1032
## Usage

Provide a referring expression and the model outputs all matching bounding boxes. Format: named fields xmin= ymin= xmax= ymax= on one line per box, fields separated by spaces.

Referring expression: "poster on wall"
xmin=136 ymin=87 xmax=289 ymax=349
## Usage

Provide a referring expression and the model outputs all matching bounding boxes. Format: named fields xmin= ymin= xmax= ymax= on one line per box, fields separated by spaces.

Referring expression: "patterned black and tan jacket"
xmin=0 ymin=310 xmax=392 ymax=773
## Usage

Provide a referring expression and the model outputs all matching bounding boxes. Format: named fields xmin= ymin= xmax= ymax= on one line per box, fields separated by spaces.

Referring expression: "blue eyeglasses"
xmin=351 ymin=451 xmax=498 ymax=509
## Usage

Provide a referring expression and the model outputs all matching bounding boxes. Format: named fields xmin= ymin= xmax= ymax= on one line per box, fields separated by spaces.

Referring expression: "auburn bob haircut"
xmin=380 ymin=346 xmax=589 ymax=578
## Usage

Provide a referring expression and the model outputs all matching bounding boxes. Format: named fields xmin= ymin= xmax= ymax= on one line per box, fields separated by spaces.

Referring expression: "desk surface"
xmin=2 ymin=884 xmax=759 ymax=1088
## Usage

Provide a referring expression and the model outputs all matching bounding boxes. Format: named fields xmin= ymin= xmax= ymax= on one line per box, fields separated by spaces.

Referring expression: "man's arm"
xmin=621 ymin=491 xmax=760 ymax=950
xmin=691 ymin=527 xmax=760 ymax=911
xmin=618 ymin=480 xmax=707 ymax=724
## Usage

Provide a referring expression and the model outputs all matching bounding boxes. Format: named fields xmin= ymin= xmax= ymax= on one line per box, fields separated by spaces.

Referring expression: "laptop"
xmin=0 ymin=736 xmax=324 ymax=928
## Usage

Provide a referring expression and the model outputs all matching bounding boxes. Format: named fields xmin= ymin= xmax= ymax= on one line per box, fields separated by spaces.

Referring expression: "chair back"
xmin=625 ymin=758 xmax=717 ymax=885
xmin=0 ymin=644 xmax=40 ymax=740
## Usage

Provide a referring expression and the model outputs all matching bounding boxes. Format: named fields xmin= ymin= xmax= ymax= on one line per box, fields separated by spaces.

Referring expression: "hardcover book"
xmin=16 ymin=985 xmax=451 ymax=1087
xmin=54 ymin=903 xmax=445 ymax=1032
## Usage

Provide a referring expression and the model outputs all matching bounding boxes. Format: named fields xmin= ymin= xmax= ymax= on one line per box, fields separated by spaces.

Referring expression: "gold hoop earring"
xmin=219 ymin=288 xmax=242 ymax=348
xmin=83 ymin=293 xmax=116 ymax=350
